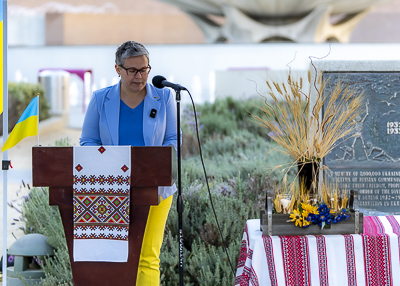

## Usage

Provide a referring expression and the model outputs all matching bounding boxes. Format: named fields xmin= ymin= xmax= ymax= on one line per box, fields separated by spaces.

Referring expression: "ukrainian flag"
xmin=2 ymin=96 xmax=38 ymax=152
xmin=0 ymin=4 xmax=3 ymax=115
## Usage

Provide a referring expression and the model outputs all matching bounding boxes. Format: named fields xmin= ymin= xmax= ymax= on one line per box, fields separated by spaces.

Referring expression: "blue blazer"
xmin=80 ymin=81 xmax=178 ymax=199
xmin=80 ymin=81 xmax=178 ymax=148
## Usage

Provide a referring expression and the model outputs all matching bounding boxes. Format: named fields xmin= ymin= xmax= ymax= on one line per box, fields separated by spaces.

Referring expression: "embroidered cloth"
xmin=73 ymin=146 xmax=131 ymax=262
xmin=235 ymin=217 xmax=400 ymax=286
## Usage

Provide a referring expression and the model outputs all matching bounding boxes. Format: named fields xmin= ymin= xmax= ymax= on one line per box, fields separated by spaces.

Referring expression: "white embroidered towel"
xmin=73 ymin=146 xmax=131 ymax=262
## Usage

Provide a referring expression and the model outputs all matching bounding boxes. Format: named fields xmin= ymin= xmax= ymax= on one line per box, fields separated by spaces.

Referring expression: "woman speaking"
xmin=80 ymin=40 xmax=178 ymax=285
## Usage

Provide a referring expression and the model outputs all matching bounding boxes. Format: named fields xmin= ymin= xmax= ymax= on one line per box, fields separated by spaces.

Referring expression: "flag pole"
xmin=37 ymin=94 xmax=39 ymax=146
xmin=2 ymin=0 xmax=9 ymax=284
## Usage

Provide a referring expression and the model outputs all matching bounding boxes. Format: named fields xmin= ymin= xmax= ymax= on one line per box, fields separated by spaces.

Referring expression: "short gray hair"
xmin=115 ymin=41 xmax=149 ymax=66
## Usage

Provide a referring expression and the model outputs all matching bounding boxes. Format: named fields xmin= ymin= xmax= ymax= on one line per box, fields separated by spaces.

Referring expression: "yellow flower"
xmin=301 ymin=203 xmax=319 ymax=215
xmin=302 ymin=218 xmax=311 ymax=227
xmin=289 ymin=209 xmax=303 ymax=227
xmin=301 ymin=209 xmax=309 ymax=218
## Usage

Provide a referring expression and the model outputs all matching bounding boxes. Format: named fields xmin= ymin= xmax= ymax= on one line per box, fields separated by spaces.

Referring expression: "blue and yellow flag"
xmin=2 ymin=96 xmax=38 ymax=152
xmin=0 ymin=4 xmax=3 ymax=114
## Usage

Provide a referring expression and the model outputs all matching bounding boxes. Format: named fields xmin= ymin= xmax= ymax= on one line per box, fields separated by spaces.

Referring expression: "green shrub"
xmin=182 ymin=97 xmax=267 ymax=141
xmin=20 ymin=187 xmax=73 ymax=286
xmin=8 ymin=82 xmax=50 ymax=120
xmin=16 ymin=97 xmax=292 ymax=285
xmin=160 ymin=173 xmax=268 ymax=285
xmin=0 ymin=82 xmax=50 ymax=133
xmin=9 ymin=138 xmax=73 ymax=285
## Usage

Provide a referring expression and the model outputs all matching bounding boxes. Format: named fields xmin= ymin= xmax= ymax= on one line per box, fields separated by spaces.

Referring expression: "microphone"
xmin=150 ymin=109 xmax=157 ymax=118
xmin=152 ymin=75 xmax=187 ymax=91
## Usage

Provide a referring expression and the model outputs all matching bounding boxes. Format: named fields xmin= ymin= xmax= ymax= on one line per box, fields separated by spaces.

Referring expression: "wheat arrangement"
xmin=254 ymin=70 xmax=364 ymax=165
xmin=255 ymin=69 xmax=365 ymax=213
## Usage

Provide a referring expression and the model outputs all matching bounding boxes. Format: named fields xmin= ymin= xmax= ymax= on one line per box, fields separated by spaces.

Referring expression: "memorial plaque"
xmin=323 ymin=72 xmax=400 ymax=213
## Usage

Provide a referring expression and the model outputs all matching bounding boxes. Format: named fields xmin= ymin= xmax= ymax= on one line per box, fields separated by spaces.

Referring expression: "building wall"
xmin=351 ymin=8 xmax=400 ymax=42
xmin=7 ymin=0 xmax=400 ymax=45
xmin=10 ymin=0 xmax=205 ymax=45
xmin=45 ymin=13 xmax=204 ymax=45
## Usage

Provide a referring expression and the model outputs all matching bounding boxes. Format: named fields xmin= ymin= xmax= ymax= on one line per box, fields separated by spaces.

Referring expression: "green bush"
xmin=159 ymin=97 xmax=293 ymax=285
xmin=20 ymin=187 xmax=73 ymax=286
xmin=183 ymin=96 xmax=268 ymax=140
xmin=16 ymin=97 xmax=292 ymax=285
xmin=0 ymin=82 xmax=50 ymax=134
xmin=7 ymin=138 xmax=73 ymax=285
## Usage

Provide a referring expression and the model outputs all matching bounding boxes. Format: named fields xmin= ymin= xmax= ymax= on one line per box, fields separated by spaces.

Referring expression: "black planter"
xmin=297 ymin=161 xmax=319 ymax=195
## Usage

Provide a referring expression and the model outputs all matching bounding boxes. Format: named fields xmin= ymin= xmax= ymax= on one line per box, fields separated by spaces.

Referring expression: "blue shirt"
xmin=119 ymin=100 xmax=145 ymax=146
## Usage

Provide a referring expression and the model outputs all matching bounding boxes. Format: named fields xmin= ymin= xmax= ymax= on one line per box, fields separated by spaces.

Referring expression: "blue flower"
xmin=317 ymin=204 xmax=329 ymax=215
xmin=302 ymin=204 xmax=349 ymax=229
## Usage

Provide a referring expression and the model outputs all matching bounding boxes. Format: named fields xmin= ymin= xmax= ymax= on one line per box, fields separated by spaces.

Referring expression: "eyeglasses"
xmin=119 ymin=65 xmax=151 ymax=76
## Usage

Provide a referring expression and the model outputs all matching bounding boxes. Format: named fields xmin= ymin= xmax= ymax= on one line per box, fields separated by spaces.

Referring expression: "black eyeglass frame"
xmin=119 ymin=65 xmax=151 ymax=76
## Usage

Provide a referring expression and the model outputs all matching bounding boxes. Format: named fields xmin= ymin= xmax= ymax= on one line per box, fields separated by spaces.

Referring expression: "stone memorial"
xmin=318 ymin=61 xmax=400 ymax=213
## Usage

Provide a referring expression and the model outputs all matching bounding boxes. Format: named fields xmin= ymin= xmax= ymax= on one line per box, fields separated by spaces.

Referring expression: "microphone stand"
xmin=174 ymin=88 xmax=184 ymax=286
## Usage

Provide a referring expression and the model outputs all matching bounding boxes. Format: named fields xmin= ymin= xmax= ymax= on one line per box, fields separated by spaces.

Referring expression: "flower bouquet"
xmin=290 ymin=203 xmax=349 ymax=229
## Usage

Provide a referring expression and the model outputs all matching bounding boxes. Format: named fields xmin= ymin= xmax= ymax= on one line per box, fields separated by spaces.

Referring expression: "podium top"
xmin=32 ymin=146 xmax=177 ymax=188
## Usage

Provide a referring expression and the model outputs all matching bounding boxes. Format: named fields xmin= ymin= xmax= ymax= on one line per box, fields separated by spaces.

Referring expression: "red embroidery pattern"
xmin=235 ymin=240 xmax=250 ymax=286
xmin=74 ymin=175 xmax=130 ymax=186
xmin=235 ymin=224 xmax=251 ymax=286
xmin=240 ymin=266 xmax=259 ymax=286
xmin=73 ymin=147 xmax=131 ymax=242
xmin=363 ymin=234 xmax=393 ymax=286
xmin=364 ymin=216 xmax=386 ymax=235
xmin=249 ymin=266 xmax=259 ymax=286
xmin=74 ymin=225 xmax=128 ymax=240
xmin=74 ymin=187 xmax=129 ymax=195
xmin=344 ymin=235 xmax=357 ymax=286
xmin=316 ymin=235 xmax=329 ymax=285
xmin=73 ymin=195 xmax=130 ymax=224
xmin=236 ymin=266 xmax=251 ymax=286
xmin=386 ymin=216 xmax=400 ymax=235
xmin=237 ymin=240 xmax=247 ymax=268
xmin=262 ymin=235 xmax=278 ymax=286
xmin=280 ymin=236 xmax=310 ymax=286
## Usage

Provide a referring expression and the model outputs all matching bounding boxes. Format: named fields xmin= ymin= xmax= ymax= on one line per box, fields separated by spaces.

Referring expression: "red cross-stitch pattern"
xmin=263 ymin=235 xmax=278 ymax=286
xmin=280 ymin=236 xmax=310 ymax=286
xmin=363 ymin=234 xmax=392 ymax=286
xmin=316 ymin=235 xmax=329 ymax=286
xmin=344 ymin=234 xmax=357 ymax=286
xmin=386 ymin=216 xmax=400 ymax=235
xmin=74 ymin=225 xmax=129 ymax=240
xmin=73 ymin=195 xmax=130 ymax=225
xmin=74 ymin=175 xmax=130 ymax=186
xmin=237 ymin=240 xmax=247 ymax=269
xmin=73 ymin=146 xmax=131 ymax=246
xmin=73 ymin=187 xmax=129 ymax=195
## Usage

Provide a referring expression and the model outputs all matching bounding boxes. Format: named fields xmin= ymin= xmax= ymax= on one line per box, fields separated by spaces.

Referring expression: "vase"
xmin=297 ymin=161 xmax=319 ymax=195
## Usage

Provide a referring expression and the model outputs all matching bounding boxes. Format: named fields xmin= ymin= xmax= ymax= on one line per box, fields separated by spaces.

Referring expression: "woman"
xmin=80 ymin=40 xmax=178 ymax=285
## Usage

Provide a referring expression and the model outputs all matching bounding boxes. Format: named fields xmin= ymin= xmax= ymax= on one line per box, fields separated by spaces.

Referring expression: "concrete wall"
xmin=8 ymin=14 xmax=46 ymax=46
xmin=7 ymin=0 xmax=400 ymax=46
xmin=45 ymin=13 xmax=204 ymax=45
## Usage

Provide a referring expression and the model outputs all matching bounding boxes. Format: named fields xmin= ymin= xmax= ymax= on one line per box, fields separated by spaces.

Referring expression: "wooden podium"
xmin=32 ymin=146 xmax=177 ymax=285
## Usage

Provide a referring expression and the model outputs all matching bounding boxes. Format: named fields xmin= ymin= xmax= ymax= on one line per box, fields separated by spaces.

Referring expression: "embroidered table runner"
xmin=235 ymin=217 xmax=400 ymax=286
xmin=73 ymin=146 xmax=131 ymax=262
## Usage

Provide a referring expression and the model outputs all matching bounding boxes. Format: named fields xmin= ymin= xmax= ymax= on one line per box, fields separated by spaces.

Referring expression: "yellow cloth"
xmin=136 ymin=195 xmax=173 ymax=285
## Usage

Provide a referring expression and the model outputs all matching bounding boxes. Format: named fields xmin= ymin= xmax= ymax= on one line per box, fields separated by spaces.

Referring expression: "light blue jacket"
xmin=80 ymin=81 xmax=178 ymax=199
